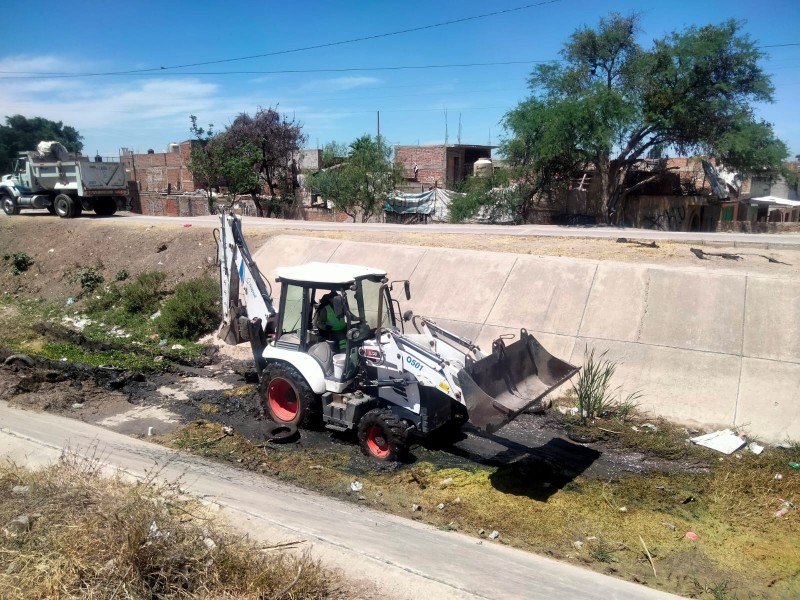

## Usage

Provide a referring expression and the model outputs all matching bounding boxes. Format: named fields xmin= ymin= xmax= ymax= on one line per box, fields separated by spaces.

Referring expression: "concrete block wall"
xmin=136 ymin=193 xmax=210 ymax=217
xmin=252 ymin=235 xmax=800 ymax=442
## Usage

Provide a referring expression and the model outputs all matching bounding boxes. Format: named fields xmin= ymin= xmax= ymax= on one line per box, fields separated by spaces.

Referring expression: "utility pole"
xmin=457 ymin=113 xmax=462 ymax=145
xmin=377 ymin=111 xmax=380 ymax=145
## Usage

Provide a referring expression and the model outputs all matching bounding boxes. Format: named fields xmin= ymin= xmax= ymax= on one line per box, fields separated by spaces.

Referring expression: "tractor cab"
xmin=273 ymin=262 xmax=396 ymax=383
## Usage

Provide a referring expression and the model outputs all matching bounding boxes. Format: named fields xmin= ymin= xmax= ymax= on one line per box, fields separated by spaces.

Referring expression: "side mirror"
xmin=404 ymin=280 xmax=411 ymax=300
xmin=402 ymin=310 xmax=413 ymax=322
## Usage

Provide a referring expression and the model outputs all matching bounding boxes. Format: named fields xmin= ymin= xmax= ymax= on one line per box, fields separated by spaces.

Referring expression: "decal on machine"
xmin=405 ymin=355 xmax=423 ymax=371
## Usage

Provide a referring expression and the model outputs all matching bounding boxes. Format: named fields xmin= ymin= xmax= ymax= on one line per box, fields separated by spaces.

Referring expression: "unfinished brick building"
xmin=120 ymin=141 xmax=199 ymax=193
xmin=394 ymin=144 xmax=494 ymax=189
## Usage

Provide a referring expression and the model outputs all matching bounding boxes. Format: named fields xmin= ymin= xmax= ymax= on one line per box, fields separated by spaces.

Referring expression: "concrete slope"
xmin=0 ymin=403 xmax=678 ymax=600
xmin=252 ymin=236 xmax=800 ymax=441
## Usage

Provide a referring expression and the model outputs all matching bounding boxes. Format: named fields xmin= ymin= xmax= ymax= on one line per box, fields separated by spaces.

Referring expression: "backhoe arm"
xmin=216 ymin=210 xmax=277 ymax=346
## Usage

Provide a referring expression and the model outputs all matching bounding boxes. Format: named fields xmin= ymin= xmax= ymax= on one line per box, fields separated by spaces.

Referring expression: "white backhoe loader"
xmin=216 ymin=211 xmax=578 ymax=461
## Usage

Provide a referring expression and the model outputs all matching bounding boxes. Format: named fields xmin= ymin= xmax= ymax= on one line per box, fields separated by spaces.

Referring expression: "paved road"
xmin=0 ymin=402 xmax=679 ymax=600
xmin=106 ymin=212 xmax=800 ymax=249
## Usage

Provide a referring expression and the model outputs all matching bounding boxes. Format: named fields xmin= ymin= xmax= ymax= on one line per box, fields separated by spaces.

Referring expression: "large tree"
xmin=501 ymin=14 xmax=788 ymax=222
xmin=222 ymin=107 xmax=306 ymax=217
xmin=309 ymin=135 xmax=403 ymax=222
xmin=0 ymin=115 xmax=83 ymax=173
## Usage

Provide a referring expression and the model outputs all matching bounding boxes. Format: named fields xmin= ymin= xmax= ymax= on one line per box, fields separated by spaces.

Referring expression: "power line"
xmin=0 ymin=60 xmax=557 ymax=80
xmin=0 ymin=0 xmax=562 ymax=78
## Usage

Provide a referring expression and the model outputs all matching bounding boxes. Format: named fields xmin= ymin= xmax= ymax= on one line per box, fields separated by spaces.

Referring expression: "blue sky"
xmin=1 ymin=0 xmax=798 ymax=158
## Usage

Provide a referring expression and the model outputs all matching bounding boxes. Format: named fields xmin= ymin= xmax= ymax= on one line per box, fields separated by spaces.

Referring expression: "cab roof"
xmin=275 ymin=262 xmax=386 ymax=286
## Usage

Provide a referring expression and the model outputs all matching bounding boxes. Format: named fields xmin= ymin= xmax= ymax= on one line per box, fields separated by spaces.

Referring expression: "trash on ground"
xmin=789 ymin=462 xmax=800 ymax=470
xmin=573 ymin=540 xmax=584 ymax=550
xmin=775 ymin=474 xmax=783 ymax=480
xmin=690 ymin=429 xmax=746 ymax=454
xmin=150 ymin=311 xmax=161 ymax=320
xmin=349 ymin=481 xmax=363 ymax=492
xmin=437 ymin=503 xmax=445 ymax=510
xmin=488 ymin=530 xmax=500 ymax=540
xmin=642 ymin=423 xmax=658 ymax=432
xmin=66 ymin=297 xmax=74 ymax=305
xmin=662 ymin=522 xmax=677 ymax=531
xmin=685 ymin=532 xmax=699 ymax=541
xmin=171 ymin=344 xmax=184 ymax=350
xmin=748 ymin=442 xmax=764 ymax=455
xmin=411 ymin=504 xmax=421 ymax=512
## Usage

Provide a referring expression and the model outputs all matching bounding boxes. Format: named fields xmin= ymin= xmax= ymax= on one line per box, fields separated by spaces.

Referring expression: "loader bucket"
xmin=457 ymin=329 xmax=579 ymax=434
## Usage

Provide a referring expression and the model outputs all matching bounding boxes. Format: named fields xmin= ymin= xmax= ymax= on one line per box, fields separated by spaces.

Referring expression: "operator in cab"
xmin=315 ymin=291 xmax=348 ymax=350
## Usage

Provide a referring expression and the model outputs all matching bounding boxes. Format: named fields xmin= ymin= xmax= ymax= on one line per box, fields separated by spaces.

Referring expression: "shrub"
xmin=85 ymin=286 xmax=122 ymax=313
xmin=158 ymin=276 xmax=220 ymax=340
xmin=115 ymin=268 xmax=129 ymax=281
xmin=121 ymin=271 xmax=166 ymax=314
xmin=68 ymin=266 xmax=105 ymax=295
xmin=4 ymin=251 xmax=34 ymax=275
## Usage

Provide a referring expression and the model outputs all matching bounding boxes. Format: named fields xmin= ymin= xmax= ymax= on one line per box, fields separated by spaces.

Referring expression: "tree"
xmin=309 ymin=135 xmax=403 ymax=222
xmin=0 ymin=115 xmax=83 ymax=172
xmin=188 ymin=116 xmax=226 ymax=212
xmin=222 ymin=107 xmax=306 ymax=217
xmin=501 ymin=14 xmax=788 ymax=223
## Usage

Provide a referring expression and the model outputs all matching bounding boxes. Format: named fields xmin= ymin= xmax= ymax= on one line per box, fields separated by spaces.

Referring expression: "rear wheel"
xmin=54 ymin=193 xmax=81 ymax=218
xmin=260 ymin=363 xmax=320 ymax=428
xmin=357 ymin=408 xmax=408 ymax=462
xmin=94 ymin=196 xmax=117 ymax=216
xmin=2 ymin=193 xmax=20 ymax=216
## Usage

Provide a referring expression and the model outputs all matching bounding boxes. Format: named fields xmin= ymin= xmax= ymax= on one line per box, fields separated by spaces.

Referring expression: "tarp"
xmin=385 ymin=188 xmax=456 ymax=222
xmin=385 ymin=187 xmax=517 ymax=224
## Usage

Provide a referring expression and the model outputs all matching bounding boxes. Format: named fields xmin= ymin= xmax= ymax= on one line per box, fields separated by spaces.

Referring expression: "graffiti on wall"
xmin=642 ymin=205 xmax=686 ymax=231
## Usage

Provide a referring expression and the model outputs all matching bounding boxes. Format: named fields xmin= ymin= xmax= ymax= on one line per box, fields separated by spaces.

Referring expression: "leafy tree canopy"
xmin=0 ymin=115 xmax=84 ymax=173
xmin=500 ymin=14 xmax=788 ymax=222
xmin=188 ymin=107 xmax=306 ymax=217
xmin=309 ymin=135 xmax=402 ymax=222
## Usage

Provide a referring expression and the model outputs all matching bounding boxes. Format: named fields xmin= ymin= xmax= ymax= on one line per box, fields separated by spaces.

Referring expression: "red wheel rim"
xmin=267 ymin=378 xmax=298 ymax=422
xmin=365 ymin=425 xmax=390 ymax=459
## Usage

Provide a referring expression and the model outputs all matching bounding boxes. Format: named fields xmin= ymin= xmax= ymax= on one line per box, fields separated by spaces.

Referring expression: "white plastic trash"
xmin=332 ymin=354 xmax=346 ymax=379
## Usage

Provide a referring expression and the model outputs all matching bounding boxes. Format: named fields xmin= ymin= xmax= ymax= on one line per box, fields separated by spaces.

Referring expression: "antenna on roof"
xmin=457 ymin=113 xmax=462 ymax=145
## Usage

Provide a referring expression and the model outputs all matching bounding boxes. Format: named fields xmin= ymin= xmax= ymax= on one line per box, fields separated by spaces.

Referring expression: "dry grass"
xmin=0 ymin=453 xmax=343 ymax=599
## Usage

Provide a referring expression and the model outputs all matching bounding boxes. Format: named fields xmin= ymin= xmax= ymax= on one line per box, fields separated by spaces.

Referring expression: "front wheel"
xmin=260 ymin=363 xmax=320 ymax=428
xmin=357 ymin=408 xmax=408 ymax=462
xmin=2 ymin=193 xmax=20 ymax=216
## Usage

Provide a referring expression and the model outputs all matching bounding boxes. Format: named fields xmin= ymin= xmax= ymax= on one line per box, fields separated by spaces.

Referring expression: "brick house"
xmin=394 ymin=144 xmax=494 ymax=189
xmin=120 ymin=140 xmax=200 ymax=193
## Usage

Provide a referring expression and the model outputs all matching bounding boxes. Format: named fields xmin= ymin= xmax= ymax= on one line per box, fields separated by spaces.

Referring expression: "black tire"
xmin=357 ymin=408 xmax=408 ymax=462
xmin=259 ymin=362 xmax=320 ymax=428
xmin=94 ymin=196 xmax=117 ymax=216
xmin=54 ymin=193 xmax=80 ymax=218
xmin=2 ymin=192 xmax=20 ymax=216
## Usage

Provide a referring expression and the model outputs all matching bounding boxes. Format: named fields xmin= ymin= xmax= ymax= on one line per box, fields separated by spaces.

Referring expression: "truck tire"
xmin=54 ymin=194 xmax=81 ymax=218
xmin=94 ymin=197 xmax=117 ymax=216
xmin=357 ymin=408 xmax=408 ymax=462
xmin=1 ymin=193 xmax=20 ymax=216
xmin=260 ymin=363 xmax=321 ymax=428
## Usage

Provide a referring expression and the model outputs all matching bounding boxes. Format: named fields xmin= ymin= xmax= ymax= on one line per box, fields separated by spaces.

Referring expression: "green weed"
xmin=4 ymin=251 xmax=34 ymax=275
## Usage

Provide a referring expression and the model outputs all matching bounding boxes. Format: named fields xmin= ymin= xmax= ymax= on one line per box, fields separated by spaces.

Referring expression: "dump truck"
xmin=1 ymin=142 xmax=127 ymax=218
xmin=216 ymin=210 xmax=579 ymax=460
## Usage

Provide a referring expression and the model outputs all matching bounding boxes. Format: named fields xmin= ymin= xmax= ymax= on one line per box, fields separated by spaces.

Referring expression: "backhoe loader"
xmin=216 ymin=211 xmax=578 ymax=460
